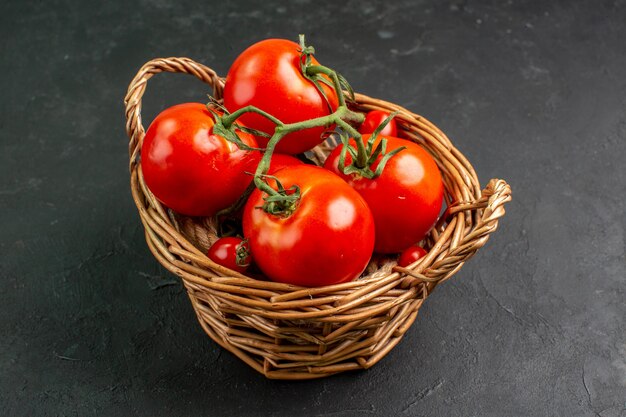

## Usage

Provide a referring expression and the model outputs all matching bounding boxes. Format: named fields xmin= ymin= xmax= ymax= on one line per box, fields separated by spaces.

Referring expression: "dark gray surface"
xmin=1 ymin=0 xmax=625 ymax=416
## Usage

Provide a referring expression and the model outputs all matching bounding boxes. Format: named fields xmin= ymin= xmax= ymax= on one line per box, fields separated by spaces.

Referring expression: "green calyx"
xmin=206 ymin=103 xmax=264 ymax=151
xmin=235 ymin=239 xmax=251 ymax=267
xmin=256 ymin=174 xmax=301 ymax=217
xmin=337 ymin=111 xmax=405 ymax=180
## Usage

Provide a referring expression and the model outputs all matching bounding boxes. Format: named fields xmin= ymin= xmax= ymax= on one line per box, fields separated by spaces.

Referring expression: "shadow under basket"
xmin=124 ymin=57 xmax=512 ymax=380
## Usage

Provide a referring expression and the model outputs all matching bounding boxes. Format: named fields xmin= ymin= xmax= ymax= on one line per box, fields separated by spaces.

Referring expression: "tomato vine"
xmin=216 ymin=35 xmax=405 ymax=218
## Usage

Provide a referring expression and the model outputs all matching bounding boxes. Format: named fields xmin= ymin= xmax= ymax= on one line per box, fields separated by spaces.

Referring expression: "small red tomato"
xmin=358 ymin=110 xmax=398 ymax=137
xmin=207 ymin=237 xmax=251 ymax=273
xmin=223 ymin=39 xmax=339 ymax=154
xmin=141 ymin=103 xmax=258 ymax=217
xmin=243 ymin=165 xmax=375 ymax=287
xmin=398 ymin=245 xmax=428 ymax=267
xmin=324 ymin=134 xmax=444 ymax=254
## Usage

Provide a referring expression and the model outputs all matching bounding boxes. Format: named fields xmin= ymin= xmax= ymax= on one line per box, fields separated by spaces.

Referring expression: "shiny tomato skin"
xmin=223 ymin=39 xmax=339 ymax=155
xmin=398 ymin=245 xmax=428 ymax=267
xmin=267 ymin=154 xmax=303 ymax=171
xmin=243 ymin=153 xmax=303 ymax=177
xmin=141 ymin=103 xmax=258 ymax=217
xmin=324 ymin=134 xmax=444 ymax=254
xmin=358 ymin=110 xmax=399 ymax=137
xmin=242 ymin=165 xmax=375 ymax=287
xmin=207 ymin=237 xmax=251 ymax=273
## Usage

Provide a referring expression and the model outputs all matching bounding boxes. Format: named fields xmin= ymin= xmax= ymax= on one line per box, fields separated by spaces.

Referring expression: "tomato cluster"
xmin=140 ymin=37 xmax=443 ymax=287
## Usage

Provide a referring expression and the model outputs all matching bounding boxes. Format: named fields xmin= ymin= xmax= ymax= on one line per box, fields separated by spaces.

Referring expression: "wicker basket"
xmin=123 ymin=57 xmax=511 ymax=380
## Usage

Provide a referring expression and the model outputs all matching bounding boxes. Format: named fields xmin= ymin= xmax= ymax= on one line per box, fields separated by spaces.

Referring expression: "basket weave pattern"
xmin=124 ymin=57 xmax=511 ymax=379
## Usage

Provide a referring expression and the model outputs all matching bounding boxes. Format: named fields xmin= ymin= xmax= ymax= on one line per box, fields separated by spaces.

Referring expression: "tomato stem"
xmin=235 ymin=239 xmax=251 ymax=268
xmin=221 ymin=105 xmax=285 ymax=130
xmin=219 ymin=103 xmax=369 ymax=216
xmin=334 ymin=117 xmax=368 ymax=168
xmin=305 ymin=65 xmax=347 ymax=108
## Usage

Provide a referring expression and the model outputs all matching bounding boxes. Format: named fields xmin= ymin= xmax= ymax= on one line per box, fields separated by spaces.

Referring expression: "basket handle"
xmin=449 ymin=178 xmax=511 ymax=224
xmin=434 ymin=178 xmax=511 ymax=279
xmin=123 ymin=57 xmax=224 ymax=170
xmin=395 ymin=178 xmax=511 ymax=287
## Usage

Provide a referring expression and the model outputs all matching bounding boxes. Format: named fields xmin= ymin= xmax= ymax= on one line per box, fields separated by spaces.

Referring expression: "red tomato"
xmin=223 ymin=39 xmax=339 ymax=155
xmin=324 ymin=134 xmax=444 ymax=254
xmin=358 ymin=110 xmax=399 ymax=137
xmin=268 ymin=154 xmax=302 ymax=170
xmin=207 ymin=237 xmax=251 ymax=273
xmin=141 ymin=103 xmax=258 ymax=217
xmin=242 ymin=165 xmax=375 ymax=287
xmin=244 ymin=153 xmax=303 ymax=177
xmin=398 ymin=245 xmax=428 ymax=267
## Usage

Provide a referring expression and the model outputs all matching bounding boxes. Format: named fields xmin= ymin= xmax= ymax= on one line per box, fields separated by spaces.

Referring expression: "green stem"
xmin=250 ymin=107 xmax=349 ymax=200
xmin=253 ymin=129 xmax=288 ymax=197
xmin=241 ymin=105 xmax=365 ymax=215
xmin=221 ymin=105 xmax=284 ymax=129
xmin=304 ymin=63 xmax=371 ymax=168
xmin=334 ymin=118 xmax=368 ymax=168
xmin=306 ymin=64 xmax=347 ymax=108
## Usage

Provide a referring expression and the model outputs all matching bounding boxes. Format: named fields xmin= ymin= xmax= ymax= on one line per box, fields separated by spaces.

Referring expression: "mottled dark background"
xmin=1 ymin=0 xmax=625 ymax=416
